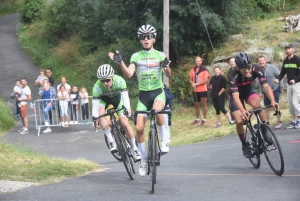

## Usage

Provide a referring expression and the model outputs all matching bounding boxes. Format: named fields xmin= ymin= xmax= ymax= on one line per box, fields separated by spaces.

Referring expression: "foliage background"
xmin=13 ymin=0 xmax=300 ymax=107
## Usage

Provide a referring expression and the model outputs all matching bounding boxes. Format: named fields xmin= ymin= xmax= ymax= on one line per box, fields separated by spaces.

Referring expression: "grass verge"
xmin=0 ymin=141 xmax=100 ymax=184
xmin=0 ymin=99 xmax=99 ymax=184
xmin=137 ymin=92 xmax=290 ymax=147
xmin=0 ymin=0 xmax=19 ymax=17
xmin=0 ymin=98 xmax=15 ymax=137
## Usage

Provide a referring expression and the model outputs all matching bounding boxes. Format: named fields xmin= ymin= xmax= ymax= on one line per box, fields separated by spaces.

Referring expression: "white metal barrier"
xmin=33 ymin=96 xmax=93 ymax=136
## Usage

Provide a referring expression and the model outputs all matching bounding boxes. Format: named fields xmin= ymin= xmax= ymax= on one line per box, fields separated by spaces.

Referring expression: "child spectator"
xmin=57 ymin=85 xmax=69 ymax=127
xmin=35 ymin=69 xmax=46 ymax=88
xmin=79 ymin=87 xmax=89 ymax=124
xmin=69 ymin=85 xmax=79 ymax=124
xmin=11 ymin=80 xmax=22 ymax=117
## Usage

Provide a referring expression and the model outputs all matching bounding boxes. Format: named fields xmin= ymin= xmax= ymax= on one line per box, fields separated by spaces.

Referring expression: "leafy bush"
xmin=0 ymin=0 xmax=19 ymax=16
xmin=19 ymin=0 xmax=45 ymax=23
xmin=44 ymin=0 xmax=80 ymax=44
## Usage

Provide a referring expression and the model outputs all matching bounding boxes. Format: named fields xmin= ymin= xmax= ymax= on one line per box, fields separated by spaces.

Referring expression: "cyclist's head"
xmin=97 ymin=64 xmax=114 ymax=80
xmin=235 ymin=52 xmax=251 ymax=69
xmin=137 ymin=25 xmax=156 ymax=51
xmin=235 ymin=52 xmax=252 ymax=77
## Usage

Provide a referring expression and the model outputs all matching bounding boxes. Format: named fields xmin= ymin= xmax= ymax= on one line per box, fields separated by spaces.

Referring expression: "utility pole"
xmin=163 ymin=0 xmax=169 ymax=86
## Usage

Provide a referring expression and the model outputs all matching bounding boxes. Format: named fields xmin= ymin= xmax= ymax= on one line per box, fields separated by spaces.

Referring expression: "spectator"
xmin=79 ymin=87 xmax=89 ymax=124
xmin=38 ymin=78 xmax=56 ymax=133
xmin=45 ymin=68 xmax=54 ymax=124
xmin=189 ymin=56 xmax=210 ymax=125
xmin=227 ymin=58 xmax=236 ymax=123
xmin=11 ymin=79 xmax=22 ymax=117
xmin=57 ymin=85 xmax=69 ymax=127
xmin=18 ymin=78 xmax=31 ymax=135
xmin=258 ymin=55 xmax=284 ymax=129
xmin=274 ymin=43 xmax=300 ymax=129
xmin=208 ymin=66 xmax=234 ymax=128
xmin=56 ymin=76 xmax=71 ymax=122
xmin=45 ymin=68 xmax=54 ymax=86
xmin=69 ymin=85 xmax=79 ymax=124
xmin=163 ymin=84 xmax=173 ymax=143
xmin=35 ymin=69 xmax=46 ymax=89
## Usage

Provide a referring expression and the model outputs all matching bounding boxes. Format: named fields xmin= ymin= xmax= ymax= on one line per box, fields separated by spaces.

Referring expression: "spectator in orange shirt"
xmin=189 ymin=56 xmax=210 ymax=125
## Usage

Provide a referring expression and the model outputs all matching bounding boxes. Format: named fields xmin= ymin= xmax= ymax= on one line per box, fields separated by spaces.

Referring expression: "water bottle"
xmin=30 ymin=102 xmax=34 ymax=109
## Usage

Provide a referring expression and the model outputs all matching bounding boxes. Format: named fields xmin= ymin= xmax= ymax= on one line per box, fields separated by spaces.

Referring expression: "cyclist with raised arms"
xmin=92 ymin=64 xmax=141 ymax=161
xmin=229 ymin=52 xmax=279 ymax=158
xmin=108 ymin=24 xmax=171 ymax=176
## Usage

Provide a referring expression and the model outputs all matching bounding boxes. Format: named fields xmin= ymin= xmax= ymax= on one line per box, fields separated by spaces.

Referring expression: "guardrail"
xmin=33 ymin=96 xmax=93 ymax=136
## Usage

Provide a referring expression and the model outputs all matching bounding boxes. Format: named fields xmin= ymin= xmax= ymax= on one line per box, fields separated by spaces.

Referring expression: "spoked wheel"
xmin=148 ymin=130 xmax=157 ymax=193
xmin=104 ymin=134 xmax=122 ymax=161
xmin=259 ymin=123 xmax=284 ymax=176
xmin=113 ymin=127 xmax=134 ymax=180
xmin=245 ymin=125 xmax=261 ymax=169
xmin=124 ymin=136 xmax=136 ymax=175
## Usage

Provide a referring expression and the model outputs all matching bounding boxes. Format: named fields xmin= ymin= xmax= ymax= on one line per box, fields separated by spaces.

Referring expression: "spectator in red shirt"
xmin=189 ymin=56 xmax=210 ymax=125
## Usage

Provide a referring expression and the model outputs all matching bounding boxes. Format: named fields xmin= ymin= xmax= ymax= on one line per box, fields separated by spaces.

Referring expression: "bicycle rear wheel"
xmin=113 ymin=127 xmax=134 ymax=180
xmin=148 ymin=130 xmax=157 ymax=193
xmin=104 ymin=134 xmax=122 ymax=161
xmin=245 ymin=124 xmax=261 ymax=169
xmin=260 ymin=124 xmax=284 ymax=176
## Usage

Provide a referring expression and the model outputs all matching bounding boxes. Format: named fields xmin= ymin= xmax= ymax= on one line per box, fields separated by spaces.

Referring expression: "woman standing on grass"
xmin=208 ymin=66 xmax=234 ymax=128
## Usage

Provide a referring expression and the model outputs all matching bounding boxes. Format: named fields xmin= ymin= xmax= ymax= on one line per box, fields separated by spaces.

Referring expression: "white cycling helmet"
xmin=97 ymin=64 xmax=114 ymax=79
xmin=137 ymin=24 xmax=157 ymax=38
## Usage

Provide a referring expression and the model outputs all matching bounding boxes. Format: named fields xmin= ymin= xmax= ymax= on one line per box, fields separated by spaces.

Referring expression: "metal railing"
xmin=33 ymin=96 xmax=93 ymax=136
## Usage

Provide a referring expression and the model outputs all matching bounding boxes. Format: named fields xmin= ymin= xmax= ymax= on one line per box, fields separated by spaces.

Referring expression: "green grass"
xmin=0 ymin=0 xmax=19 ymax=17
xmin=0 ymin=141 xmax=100 ymax=184
xmin=0 ymin=99 xmax=100 ymax=184
xmin=0 ymin=98 xmax=15 ymax=137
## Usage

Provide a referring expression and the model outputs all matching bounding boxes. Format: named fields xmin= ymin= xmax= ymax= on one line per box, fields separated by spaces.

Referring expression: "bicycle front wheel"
xmin=260 ymin=123 xmax=284 ymax=176
xmin=104 ymin=134 xmax=122 ymax=161
xmin=113 ymin=127 xmax=134 ymax=180
xmin=148 ymin=130 xmax=157 ymax=193
xmin=245 ymin=124 xmax=261 ymax=169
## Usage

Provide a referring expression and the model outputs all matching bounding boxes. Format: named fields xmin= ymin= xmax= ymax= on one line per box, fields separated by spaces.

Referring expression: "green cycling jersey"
xmin=92 ymin=75 xmax=127 ymax=98
xmin=130 ymin=49 xmax=165 ymax=91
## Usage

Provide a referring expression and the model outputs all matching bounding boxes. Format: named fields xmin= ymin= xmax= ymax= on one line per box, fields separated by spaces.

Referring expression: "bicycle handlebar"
xmin=247 ymin=105 xmax=281 ymax=116
xmin=96 ymin=105 xmax=128 ymax=120
xmin=134 ymin=110 xmax=172 ymax=126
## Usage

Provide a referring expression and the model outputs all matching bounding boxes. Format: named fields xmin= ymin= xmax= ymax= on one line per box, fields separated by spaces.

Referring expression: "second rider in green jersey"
xmin=92 ymin=64 xmax=141 ymax=161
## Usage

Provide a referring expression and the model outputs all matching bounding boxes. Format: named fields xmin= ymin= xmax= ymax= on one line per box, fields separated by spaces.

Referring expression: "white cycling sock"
xmin=138 ymin=142 xmax=147 ymax=162
xmin=130 ymin=138 xmax=137 ymax=150
xmin=104 ymin=129 xmax=114 ymax=143
xmin=158 ymin=125 xmax=167 ymax=142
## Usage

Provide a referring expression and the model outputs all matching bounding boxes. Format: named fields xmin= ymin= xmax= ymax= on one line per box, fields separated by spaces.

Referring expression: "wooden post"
xmin=163 ymin=0 xmax=169 ymax=86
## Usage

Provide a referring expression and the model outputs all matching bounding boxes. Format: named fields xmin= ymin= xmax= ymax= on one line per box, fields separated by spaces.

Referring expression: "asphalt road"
xmin=0 ymin=14 xmax=300 ymax=201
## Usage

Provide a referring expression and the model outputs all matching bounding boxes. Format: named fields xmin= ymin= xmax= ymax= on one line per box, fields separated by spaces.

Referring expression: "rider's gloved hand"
xmin=113 ymin=51 xmax=123 ymax=64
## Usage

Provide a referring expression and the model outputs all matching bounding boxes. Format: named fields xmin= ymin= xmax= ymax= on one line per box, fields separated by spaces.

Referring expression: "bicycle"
xmin=134 ymin=109 xmax=171 ymax=193
xmin=244 ymin=105 xmax=284 ymax=176
xmin=95 ymin=106 xmax=136 ymax=180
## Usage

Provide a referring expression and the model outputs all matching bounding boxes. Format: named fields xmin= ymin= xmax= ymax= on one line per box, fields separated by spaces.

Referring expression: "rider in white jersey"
xmin=108 ymin=24 xmax=171 ymax=176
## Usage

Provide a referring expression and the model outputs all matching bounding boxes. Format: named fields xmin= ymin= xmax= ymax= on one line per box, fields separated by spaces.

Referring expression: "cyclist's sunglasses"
xmin=139 ymin=34 xmax=154 ymax=40
xmin=100 ymin=79 xmax=112 ymax=83
xmin=238 ymin=66 xmax=251 ymax=72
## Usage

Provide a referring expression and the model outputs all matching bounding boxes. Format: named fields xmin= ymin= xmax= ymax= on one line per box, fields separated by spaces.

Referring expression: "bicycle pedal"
xmin=155 ymin=161 xmax=160 ymax=166
xmin=134 ymin=158 xmax=141 ymax=163
xmin=111 ymin=150 xmax=118 ymax=154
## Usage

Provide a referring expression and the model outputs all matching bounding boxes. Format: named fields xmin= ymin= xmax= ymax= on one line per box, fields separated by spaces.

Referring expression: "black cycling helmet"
xmin=235 ymin=52 xmax=251 ymax=68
